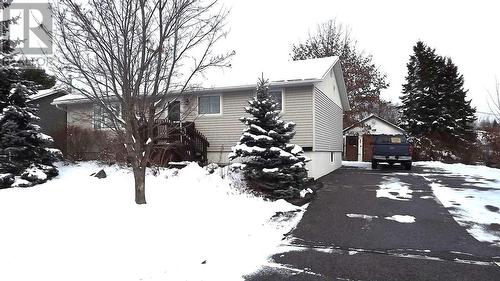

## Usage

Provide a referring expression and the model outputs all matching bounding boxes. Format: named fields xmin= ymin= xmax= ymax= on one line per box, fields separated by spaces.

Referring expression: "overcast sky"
xmin=9 ymin=0 xmax=499 ymax=117
xmin=221 ymin=0 xmax=500 ymax=117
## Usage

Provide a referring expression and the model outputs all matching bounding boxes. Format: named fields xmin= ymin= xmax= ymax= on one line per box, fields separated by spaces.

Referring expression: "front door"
xmin=168 ymin=101 xmax=181 ymax=122
xmin=345 ymin=136 xmax=358 ymax=161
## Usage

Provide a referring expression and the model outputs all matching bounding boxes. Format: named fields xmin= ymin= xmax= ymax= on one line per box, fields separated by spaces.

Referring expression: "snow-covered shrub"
xmin=0 ymin=173 xmax=14 ymax=188
xmin=204 ymin=163 xmax=219 ymax=174
xmin=229 ymin=78 xmax=310 ymax=199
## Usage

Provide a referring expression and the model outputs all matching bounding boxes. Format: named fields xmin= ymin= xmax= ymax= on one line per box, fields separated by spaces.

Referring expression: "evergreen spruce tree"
xmin=400 ymin=41 xmax=476 ymax=161
xmin=0 ymin=0 xmax=61 ymax=188
xmin=229 ymin=78 xmax=310 ymax=199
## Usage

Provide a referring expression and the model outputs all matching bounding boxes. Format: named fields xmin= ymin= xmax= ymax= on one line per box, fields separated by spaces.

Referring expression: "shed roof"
xmin=343 ymin=114 xmax=405 ymax=133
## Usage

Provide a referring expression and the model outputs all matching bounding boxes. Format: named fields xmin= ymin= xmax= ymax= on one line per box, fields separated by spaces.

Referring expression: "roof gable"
xmin=344 ymin=114 xmax=405 ymax=133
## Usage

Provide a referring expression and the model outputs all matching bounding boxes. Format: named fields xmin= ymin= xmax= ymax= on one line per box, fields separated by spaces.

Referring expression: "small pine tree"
xmin=229 ymin=78 xmax=310 ymax=199
xmin=0 ymin=0 xmax=61 ymax=188
xmin=400 ymin=41 xmax=477 ymax=162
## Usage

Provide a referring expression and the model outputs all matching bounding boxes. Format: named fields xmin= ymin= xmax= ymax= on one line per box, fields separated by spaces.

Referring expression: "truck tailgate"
xmin=373 ymin=144 xmax=410 ymax=156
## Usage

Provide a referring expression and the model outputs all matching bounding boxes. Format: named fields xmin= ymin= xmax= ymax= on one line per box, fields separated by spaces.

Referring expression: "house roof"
xmin=196 ymin=56 xmax=338 ymax=88
xmin=30 ymin=87 xmax=66 ymax=101
xmin=52 ymin=56 xmax=349 ymax=108
xmin=343 ymin=114 xmax=405 ymax=133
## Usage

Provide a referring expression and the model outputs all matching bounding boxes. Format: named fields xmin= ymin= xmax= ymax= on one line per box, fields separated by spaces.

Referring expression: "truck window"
xmin=375 ymin=135 xmax=406 ymax=144
xmin=390 ymin=137 xmax=402 ymax=144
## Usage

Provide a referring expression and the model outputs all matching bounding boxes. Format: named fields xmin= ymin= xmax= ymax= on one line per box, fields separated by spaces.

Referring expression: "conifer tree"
xmin=229 ymin=78 xmax=310 ymax=199
xmin=0 ymin=0 xmax=61 ymax=188
xmin=400 ymin=41 xmax=476 ymax=161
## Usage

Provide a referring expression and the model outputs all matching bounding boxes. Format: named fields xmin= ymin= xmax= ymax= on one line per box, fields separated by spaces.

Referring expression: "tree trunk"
xmin=133 ymin=165 xmax=147 ymax=204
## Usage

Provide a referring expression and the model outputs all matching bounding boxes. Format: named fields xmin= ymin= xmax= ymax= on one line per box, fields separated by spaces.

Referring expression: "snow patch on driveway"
xmin=384 ymin=215 xmax=416 ymax=223
xmin=342 ymin=161 xmax=371 ymax=169
xmin=346 ymin=213 xmax=378 ymax=220
xmin=376 ymin=176 xmax=413 ymax=201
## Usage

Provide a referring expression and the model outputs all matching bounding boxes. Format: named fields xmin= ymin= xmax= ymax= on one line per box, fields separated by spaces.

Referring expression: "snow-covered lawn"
xmin=416 ymin=162 xmax=500 ymax=246
xmin=0 ymin=162 xmax=307 ymax=281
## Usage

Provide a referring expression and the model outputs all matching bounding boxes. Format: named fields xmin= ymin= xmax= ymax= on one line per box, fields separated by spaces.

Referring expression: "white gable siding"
xmin=313 ymin=87 xmax=343 ymax=151
xmin=345 ymin=117 xmax=404 ymax=135
xmin=313 ymin=65 xmax=343 ymax=108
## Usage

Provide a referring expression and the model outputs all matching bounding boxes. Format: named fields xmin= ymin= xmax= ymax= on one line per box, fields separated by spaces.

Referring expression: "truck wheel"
xmin=404 ymin=162 xmax=412 ymax=170
xmin=372 ymin=161 xmax=378 ymax=170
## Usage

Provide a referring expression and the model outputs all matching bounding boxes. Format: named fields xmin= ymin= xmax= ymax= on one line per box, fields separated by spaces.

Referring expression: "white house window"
xmin=94 ymin=104 xmax=120 ymax=130
xmin=198 ymin=95 xmax=221 ymax=114
xmin=269 ymin=90 xmax=283 ymax=111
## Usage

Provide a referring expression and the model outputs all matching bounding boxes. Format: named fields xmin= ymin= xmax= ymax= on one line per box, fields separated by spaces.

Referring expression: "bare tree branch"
xmin=48 ymin=0 xmax=233 ymax=204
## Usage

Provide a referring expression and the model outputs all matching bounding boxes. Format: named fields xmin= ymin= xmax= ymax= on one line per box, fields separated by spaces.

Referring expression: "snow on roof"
xmin=194 ymin=56 xmax=339 ymax=89
xmin=53 ymin=56 xmax=340 ymax=105
xmin=30 ymin=88 xmax=64 ymax=101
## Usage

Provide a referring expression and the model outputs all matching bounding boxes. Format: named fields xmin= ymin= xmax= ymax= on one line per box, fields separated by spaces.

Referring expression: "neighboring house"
xmin=52 ymin=56 xmax=349 ymax=179
xmin=30 ymin=88 xmax=68 ymax=154
xmin=343 ymin=114 xmax=406 ymax=162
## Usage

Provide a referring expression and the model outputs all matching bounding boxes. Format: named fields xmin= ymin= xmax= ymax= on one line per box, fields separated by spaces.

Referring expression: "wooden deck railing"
xmin=151 ymin=120 xmax=209 ymax=164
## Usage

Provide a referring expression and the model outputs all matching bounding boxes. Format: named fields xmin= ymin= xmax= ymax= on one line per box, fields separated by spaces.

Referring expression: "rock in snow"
xmin=92 ymin=169 xmax=107 ymax=179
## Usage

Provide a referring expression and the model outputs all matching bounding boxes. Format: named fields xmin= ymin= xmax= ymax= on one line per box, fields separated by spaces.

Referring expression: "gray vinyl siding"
xmin=187 ymin=90 xmax=253 ymax=152
xmin=31 ymin=93 xmax=67 ymax=153
xmin=313 ymin=87 xmax=343 ymax=151
xmin=63 ymin=86 xmax=315 ymax=153
xmin=188 ymin=86 xmax=314 ymax=152
xmin=281 ymin=86 xmax=313 ymax=148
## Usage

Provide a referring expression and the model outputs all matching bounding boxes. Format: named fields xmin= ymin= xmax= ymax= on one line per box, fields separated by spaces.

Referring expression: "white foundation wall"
xmin=304 ymin=151 xmax=342 ymax=179
xmin=208 ymin=151 xmax=342 ymax=179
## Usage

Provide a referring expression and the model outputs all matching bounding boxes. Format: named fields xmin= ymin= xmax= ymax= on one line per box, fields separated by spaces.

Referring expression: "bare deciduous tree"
xmin=291 ymin=19 xmax=389 ymax=128
xmin=49 ymin=0 xmax=232 ymax=204
xmin=489 ymin=80 xmax=500 ymax=122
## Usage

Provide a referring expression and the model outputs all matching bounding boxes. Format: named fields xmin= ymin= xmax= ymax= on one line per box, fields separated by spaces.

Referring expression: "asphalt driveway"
xmin=247 ymin=164 xmax=500 ymax=281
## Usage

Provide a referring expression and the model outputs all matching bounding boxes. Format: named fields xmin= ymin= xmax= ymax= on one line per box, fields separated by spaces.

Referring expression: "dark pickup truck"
xmin=372 ymin=134 xmax=413 ymax=170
